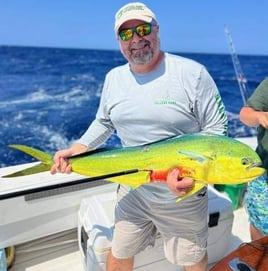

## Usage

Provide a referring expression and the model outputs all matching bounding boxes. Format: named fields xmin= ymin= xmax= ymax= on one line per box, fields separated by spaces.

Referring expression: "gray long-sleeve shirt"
xmin=77 ymin=53 xmax=227 ymax=149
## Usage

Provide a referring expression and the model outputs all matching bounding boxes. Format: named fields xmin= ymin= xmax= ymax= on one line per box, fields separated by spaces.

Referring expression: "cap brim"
xmin=115 ymin=15 xmax=153 ymax=33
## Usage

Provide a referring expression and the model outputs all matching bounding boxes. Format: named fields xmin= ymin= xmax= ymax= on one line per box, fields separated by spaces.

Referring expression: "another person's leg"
xmin=245 ymin=176 xmax=268 ymax=240
xmin=249 ymin=223 xmax=265 ymax=240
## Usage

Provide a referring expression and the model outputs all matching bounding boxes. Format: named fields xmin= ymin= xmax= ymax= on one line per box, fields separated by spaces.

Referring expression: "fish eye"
xmin=241 ymin=158 xmax=250 ymax=165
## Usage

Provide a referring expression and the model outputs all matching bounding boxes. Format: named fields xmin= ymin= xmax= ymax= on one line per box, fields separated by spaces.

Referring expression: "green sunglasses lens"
xmin=119 ymin=29 xmax=134 ymax=41
xmin=119 ymin=23 xmax=152 ymax=41
xmin=136 ymin=24 xmax=151 ymax=37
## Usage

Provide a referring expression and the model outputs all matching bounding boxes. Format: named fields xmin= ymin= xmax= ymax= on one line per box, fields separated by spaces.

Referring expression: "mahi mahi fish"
xmin=2 ymin=134 xmax=264 ymax=200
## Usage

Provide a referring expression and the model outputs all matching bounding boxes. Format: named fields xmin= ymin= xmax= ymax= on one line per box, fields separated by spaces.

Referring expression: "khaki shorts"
xmin=111 ymin=184 xmax=208 ymax=266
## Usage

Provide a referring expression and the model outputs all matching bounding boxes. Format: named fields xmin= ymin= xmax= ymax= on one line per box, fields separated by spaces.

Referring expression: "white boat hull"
xmin=0 ymin=163 xmax=117 ymax=248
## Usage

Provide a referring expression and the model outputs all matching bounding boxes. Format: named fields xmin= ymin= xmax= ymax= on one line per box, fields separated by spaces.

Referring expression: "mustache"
xmin=129 ymin=40 xmax=150 ymax=51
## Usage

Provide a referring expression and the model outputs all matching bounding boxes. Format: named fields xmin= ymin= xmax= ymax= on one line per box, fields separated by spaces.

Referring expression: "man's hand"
xmin=50 ymin=143 xmax=88 ymax=174
xmin=166 ymin=168 xmax=195 ymax=196
xmin=50 ymin=149 xmax=73 ymax=174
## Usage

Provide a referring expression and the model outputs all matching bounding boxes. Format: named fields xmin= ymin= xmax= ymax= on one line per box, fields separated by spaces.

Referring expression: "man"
xmin=51 ymin=3 xmax=227 ymax=271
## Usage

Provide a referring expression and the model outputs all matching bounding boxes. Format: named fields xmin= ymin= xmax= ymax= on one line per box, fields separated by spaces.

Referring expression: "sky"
xmin=1 ymin=0 xmax=268 ymax=55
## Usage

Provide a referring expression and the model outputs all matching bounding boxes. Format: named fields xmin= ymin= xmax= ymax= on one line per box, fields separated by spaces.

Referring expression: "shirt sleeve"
xmin=75 ymin=118 xmax=114 ymax=149
xmin=246 ymin=77 xmax=268 ymax=111
xmin=75 ymin=76 xmax=115 ymax=149
xmin=195 ymin=67 xmax=228 ymax=136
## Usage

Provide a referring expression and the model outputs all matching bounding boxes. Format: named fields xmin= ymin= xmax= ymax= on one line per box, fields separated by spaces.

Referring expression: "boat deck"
xmin=8 ymin=206 xmax=250 ymax=271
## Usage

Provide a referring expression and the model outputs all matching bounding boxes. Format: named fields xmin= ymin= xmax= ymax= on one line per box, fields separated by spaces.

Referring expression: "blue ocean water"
xmin=0 ymin=46 xmax=267 ymax=167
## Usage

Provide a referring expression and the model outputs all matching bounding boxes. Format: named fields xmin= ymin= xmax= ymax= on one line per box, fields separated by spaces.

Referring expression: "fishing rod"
xmin=0 ymin=165 xmax=186 ymax=200
xmin=0 ymin=169 xmax=139 ymax=200
xmin=224 ymin=25 xmax=250 ymax=105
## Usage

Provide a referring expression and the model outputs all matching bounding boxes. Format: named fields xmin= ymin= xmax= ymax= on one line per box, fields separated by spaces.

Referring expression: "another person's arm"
xmin=240 ymin=78 xmax=268 ymax=128
xmin=240 ymin=106 xmax=268 ymax=128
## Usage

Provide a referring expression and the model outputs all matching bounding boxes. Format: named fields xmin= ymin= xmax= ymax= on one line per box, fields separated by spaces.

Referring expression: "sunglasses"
xmin=118 ymin=23 xmax=155 ymax=41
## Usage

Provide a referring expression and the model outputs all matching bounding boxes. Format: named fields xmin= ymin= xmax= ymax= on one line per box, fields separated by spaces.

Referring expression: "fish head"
xmin=201 ymin=139 xmax=265 ymax=184
xmin=205 ymin=155 xmax=264 ymax=184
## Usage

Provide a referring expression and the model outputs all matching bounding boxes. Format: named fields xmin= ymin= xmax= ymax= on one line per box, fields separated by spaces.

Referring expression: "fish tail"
xmin=2 ymin=145 xmax=53 ymax=178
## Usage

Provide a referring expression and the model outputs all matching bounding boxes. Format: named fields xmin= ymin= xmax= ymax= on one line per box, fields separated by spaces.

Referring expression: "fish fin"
xmin=106 ymin=171 xmax=150 ymax=189
xmin=178 ymin=151 xmax=213 ymax=162
xmin=8 ymin=144 xmax=53 ymax=163
xmin=176 ymin=182 xmax=206 ymax=202
xmin=2 ymin=145 xmax=53 ymax=178
xmin=2 ymin=163 xmax=51 ymax=178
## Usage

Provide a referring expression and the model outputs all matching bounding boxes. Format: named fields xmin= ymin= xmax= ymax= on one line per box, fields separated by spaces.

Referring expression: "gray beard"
xmin=131 ymin=49 xmax=154 ymax=65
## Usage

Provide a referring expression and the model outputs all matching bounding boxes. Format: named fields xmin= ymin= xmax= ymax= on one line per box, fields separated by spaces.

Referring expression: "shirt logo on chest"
xmin=154 ymin=91 xmax=177 ymax=105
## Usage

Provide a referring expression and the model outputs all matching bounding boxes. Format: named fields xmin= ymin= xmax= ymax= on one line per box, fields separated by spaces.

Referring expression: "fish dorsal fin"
xmin=178 ymin=151 xmax=214 ymax=162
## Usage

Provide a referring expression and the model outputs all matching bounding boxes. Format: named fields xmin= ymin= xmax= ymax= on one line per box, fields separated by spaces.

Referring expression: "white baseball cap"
xmin=114 ymin=2 xmax=157 ymax=34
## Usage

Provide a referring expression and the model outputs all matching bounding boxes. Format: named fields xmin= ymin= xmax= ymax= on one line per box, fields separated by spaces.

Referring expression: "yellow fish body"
xmin=3 ymin=134 xmax=264 ymax=200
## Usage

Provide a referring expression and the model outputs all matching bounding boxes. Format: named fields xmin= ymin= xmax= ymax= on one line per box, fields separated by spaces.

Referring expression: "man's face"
xmin=117 ymin=19 xmax=160 ymax=66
